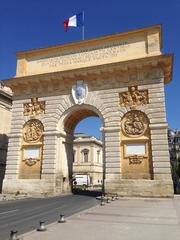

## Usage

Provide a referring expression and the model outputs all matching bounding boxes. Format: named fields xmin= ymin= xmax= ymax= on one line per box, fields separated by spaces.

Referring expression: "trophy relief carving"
xmin=128 ymin=155 xmax=145 ymax=165
xmin=122 ymin=111 xmax=148 ymax=137
xmin=23 ymin=158 xmax=40 ymax=166
xmin=119 ymin=86 xmax=148 ymax=109
xmin=23 ymin=97 xmax=45 ymax=116
xmin=23 ymin=119 xmax=44 ymax=143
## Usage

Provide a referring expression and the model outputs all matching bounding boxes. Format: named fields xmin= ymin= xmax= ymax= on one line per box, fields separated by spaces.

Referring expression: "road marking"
xmin=0 ymin=209 xmax=19 ymax=215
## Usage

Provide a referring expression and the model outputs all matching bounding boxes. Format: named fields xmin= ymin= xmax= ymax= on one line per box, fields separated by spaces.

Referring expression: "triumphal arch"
xmin=3 ymin=25 xmax=174 ymax=197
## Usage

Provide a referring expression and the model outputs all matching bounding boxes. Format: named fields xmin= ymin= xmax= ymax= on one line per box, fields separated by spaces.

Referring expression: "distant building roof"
xmin=0 ymin=81 xmax=13 ymax=97
xmin=74 ymin=133 xmax=90 ymax=138
xmin=0 ymin=81 xmax=13 ymax=108
xmin=74 ymin=133 xmax=102 ymax=146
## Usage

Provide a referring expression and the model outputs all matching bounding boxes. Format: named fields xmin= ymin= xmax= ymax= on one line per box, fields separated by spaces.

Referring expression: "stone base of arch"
xmin=105 ymin=179 xmax=174 ymax=197
xmin=2 ymin=178 xmax=174 ymax=198
xmin=2 ymin=172 xmax=71 ymax=196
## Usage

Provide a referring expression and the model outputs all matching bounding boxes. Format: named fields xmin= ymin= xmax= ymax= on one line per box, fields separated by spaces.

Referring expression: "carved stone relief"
xmin=23 ymin=98 xmax=45 ymax=116
xmin=121 ymin=110 xmax=148 ymax=137
xmin=72 ymin=80 xmax=88 ymax=105
xmin=119 ymin=86 xmax=148 ymax=109
xmin=23 ymin=119 xmax=44 ymax=143
xmin=23 ymin=158 xmax=40 ymax=166
xmin=128 ymin=155 xmax=146 ymax=165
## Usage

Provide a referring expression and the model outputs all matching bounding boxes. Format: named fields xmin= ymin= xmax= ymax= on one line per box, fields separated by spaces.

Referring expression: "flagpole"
xmin=82 ymin=11 xmax=85 ymax=40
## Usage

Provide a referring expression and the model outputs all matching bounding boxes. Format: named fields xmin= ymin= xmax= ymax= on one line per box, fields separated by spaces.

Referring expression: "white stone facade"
xmin=73 ymin=134 xmax=103 ymax=185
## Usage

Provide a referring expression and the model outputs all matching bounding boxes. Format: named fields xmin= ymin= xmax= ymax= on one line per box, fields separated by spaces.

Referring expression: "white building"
xmin=73 ymin=133 xmax=103 ymax=185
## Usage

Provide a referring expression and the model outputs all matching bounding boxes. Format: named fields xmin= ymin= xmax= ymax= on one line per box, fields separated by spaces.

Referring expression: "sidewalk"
xmin=20 ymin=197 xmax=180 ymax=240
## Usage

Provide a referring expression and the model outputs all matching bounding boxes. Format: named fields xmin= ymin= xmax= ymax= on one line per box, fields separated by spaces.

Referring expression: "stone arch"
xmin=2 ymin=24 xmax=174 ymax=197
xmin=120 ymin=110 xmax=153 ymax=179
xmin=57 ymin=103 xmax=105 ymax=134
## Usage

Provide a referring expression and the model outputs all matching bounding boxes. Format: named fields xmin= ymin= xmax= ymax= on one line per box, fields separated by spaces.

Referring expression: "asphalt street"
xmin=0 ymin=193 xmax=99 ymax=240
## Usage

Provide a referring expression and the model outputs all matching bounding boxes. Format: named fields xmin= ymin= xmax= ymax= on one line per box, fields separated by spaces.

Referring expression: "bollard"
xmin=58 ymin=214 xmax=66 ymax=223
xmin=111 ymin=195 xmax=115 ymax=201
xmin=9 ymin=230 xmax=19 ymax=240
xmin=106 ymin=197 xmax=111 ymax=203
xmin=115 ymin=193 xmax=119 ymax=200
xmin=100 ymin=196 xmax=105 ymax=206
xmin=37 ymin=221 xmax=47 ymax=231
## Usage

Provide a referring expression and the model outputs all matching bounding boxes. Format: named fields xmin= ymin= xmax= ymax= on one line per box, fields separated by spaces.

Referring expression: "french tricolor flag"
xmin=63 ymin=12 xmax=84 ymax=32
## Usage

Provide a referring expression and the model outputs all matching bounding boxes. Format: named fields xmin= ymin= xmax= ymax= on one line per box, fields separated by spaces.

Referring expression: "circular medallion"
xmin=121 ymin=111 xmax=147 ymax=137
xmin=23 ymin=119 xmax=44 ymax=143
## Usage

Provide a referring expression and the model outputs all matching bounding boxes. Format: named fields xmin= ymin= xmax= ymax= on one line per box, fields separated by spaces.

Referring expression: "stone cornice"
xmin=3 ymin=54 xmax=173 ymax=94
xmin=0 ymin=87 xmax=13 ymax=99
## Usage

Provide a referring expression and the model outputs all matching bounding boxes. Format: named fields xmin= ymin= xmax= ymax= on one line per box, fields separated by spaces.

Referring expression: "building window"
xmin=97 ymin=150 xmax=100 ymax=163
xmin=82 ymin=149 xmax=89 ymax=162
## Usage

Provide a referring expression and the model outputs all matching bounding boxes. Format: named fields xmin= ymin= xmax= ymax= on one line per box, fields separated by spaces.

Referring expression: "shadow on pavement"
xmin=72 ymin=189 xmax=102 ymax=197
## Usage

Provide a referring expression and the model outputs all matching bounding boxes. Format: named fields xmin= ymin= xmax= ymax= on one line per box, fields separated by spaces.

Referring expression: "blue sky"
xmin=0 ymin=0 xmax=179 ymax=138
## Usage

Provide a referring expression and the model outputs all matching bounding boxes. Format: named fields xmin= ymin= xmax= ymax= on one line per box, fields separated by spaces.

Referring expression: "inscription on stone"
xmin=35 ymin=42 xmax=129 ymax=69
xmin=23 ymin=35 xmax=147 ymax=76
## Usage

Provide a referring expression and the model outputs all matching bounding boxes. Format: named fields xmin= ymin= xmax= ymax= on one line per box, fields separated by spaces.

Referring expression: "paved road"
xmin=0 ymin=194 xmax=99 ymax=240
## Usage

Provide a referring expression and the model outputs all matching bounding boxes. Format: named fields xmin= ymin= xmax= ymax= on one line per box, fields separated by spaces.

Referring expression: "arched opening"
xmin=58 ymin=106 xmax=104 ymax=195
xmin=64 ymin=108 xmax=99 ymax=134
